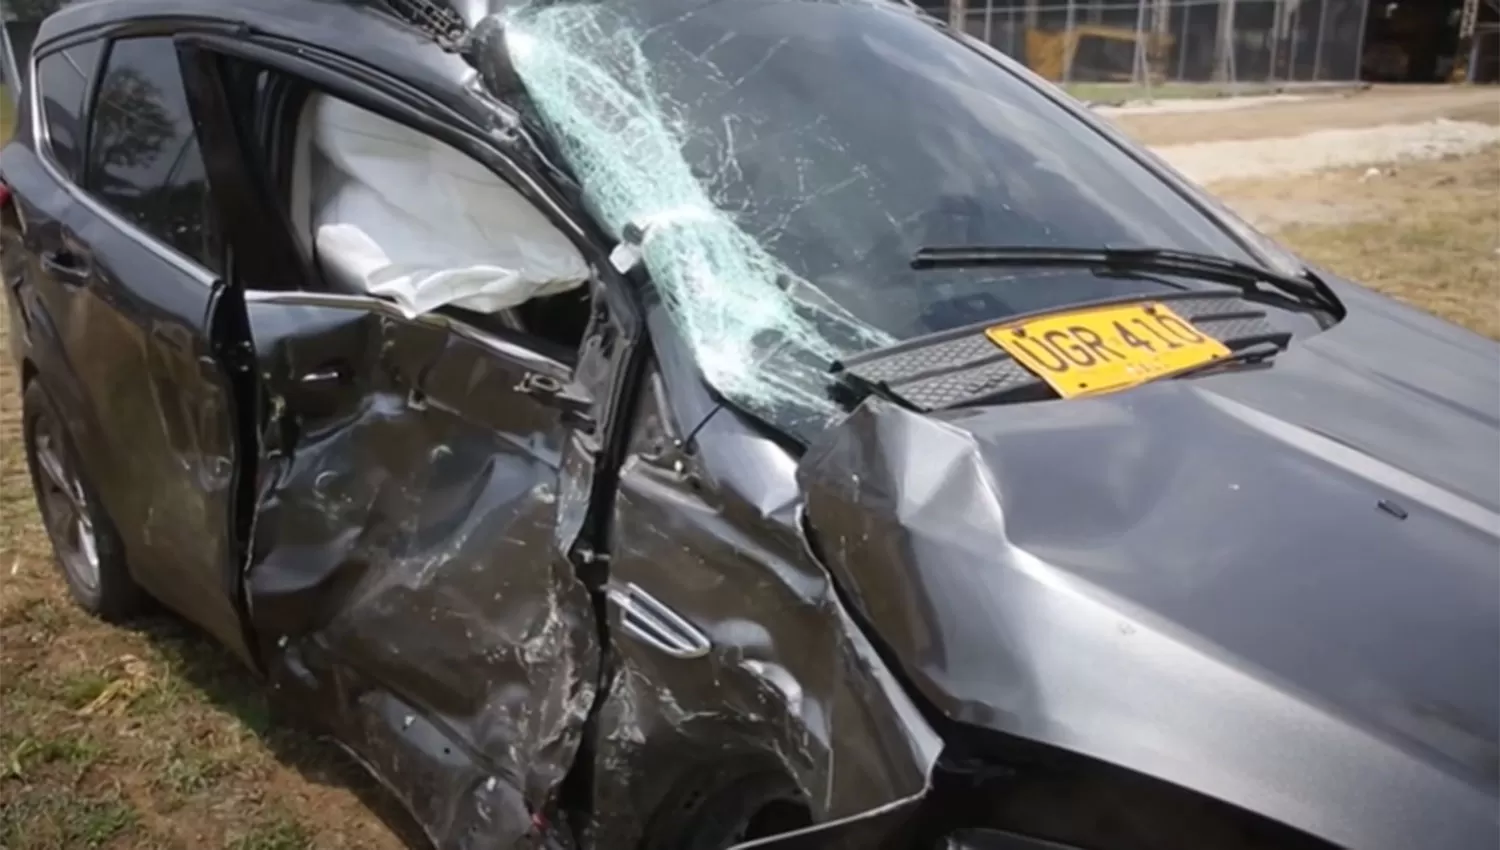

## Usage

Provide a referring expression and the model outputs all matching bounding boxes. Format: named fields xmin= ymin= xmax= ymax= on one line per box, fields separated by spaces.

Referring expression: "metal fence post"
xmin=1288 ymin=0 xmax=1301 ymax=80
xmin=1008 ymin=0 xmax=1018 ymax=62
xmin=949 ymin=0 xmax=967 ymax=33
xmin=1352 ymin=0 xmax=1370 ymax=80
xmin=1176 ymin=0 xmax=1190 ymax=80
xmin=1312 ymin=0 xmax=1328 ymax=80
xmin=1063 ymin=0 xmax=1077 ymax=84
xmin=1213 ymin=0 xmax=1238 ymax=83
xmin=1269 ymin=0 xmax=1281 ymax=81
xmin=1133 ymin=0 xmax=1148 ymax=93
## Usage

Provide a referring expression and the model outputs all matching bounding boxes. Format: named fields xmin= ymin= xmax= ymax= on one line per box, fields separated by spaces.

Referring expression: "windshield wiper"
xmin=911 ymin=245 xmax=1342 ymax=317
xmin=1172 ymin=340 xmax=1283 ymax=379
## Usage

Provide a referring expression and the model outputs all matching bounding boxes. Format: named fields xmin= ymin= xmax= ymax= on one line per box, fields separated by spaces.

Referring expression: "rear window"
xmin=84 ymin=36 xmax=219 ymax=271
xmin=35 ymin=40 xmax=101 ymax=178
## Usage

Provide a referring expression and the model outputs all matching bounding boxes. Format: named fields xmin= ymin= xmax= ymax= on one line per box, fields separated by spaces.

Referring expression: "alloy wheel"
xmin=31 ymin=410 xmax=101 ymax=593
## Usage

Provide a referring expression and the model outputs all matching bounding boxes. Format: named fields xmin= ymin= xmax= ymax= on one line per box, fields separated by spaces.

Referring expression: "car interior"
xmin=248 ymin=68 xmax=596 ymax=364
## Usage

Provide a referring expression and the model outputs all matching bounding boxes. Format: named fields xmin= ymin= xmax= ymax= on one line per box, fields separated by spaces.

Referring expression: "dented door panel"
xmin=242 ymin=292 xmax=599 ymax=850
xmin=583 ymin=366 xmax=940 ymax=848
xmin=4 ymin=140 xmax=254 ymax=662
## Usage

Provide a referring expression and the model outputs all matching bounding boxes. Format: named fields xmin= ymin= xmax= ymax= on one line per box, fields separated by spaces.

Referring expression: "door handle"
xmin=297 ymin=362 xmax=351 ymax=386
xmin=40 ymin=249 xmax=89 ymax=285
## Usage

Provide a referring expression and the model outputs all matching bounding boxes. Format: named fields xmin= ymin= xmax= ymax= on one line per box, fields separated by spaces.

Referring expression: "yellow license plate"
xmin=986 ymin=301 xmax=1230 ymax=398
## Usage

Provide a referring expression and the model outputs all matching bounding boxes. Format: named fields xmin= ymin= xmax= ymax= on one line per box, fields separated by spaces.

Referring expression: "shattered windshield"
xmin=503 ymin=0 xmax=1260 ymax=439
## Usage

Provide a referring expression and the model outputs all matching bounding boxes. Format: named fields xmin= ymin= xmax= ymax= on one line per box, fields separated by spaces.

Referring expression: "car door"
xmin=7 ymin=38 xmax=105 ymax=423
xmin=176 ymin=34 xmax=633 ymax=847
xmin=10 ymin=31 xmax=254 ymax=664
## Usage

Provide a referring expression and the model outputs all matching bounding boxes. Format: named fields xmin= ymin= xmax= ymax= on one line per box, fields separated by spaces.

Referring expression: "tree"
xmin=90 ymin=67 xmax=175 ymax=188
xmin=1 ymin=0 xmax=78 ymax=22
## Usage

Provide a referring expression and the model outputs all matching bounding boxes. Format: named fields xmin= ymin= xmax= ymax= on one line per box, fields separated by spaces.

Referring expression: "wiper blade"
xmin=1171 ymin=340 xmax=1282 ymax=379
xmin=911 ymin=244 xmax=1342 ymax=316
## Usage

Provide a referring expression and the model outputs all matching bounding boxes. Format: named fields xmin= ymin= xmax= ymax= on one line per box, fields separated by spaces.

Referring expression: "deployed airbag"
xmin=308 ymin=94 xmax=590 ymax=315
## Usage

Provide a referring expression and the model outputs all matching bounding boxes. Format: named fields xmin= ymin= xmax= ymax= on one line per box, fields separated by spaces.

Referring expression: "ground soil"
xmin=1110 ymin=85 xmax=1499 ymax=146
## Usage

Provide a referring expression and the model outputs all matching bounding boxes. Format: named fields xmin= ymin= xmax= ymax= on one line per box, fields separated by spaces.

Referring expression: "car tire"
xmin=646 ymin=770 xmax=811 ymax=850
xmin=22 ymin=379 xmax=144 ymax=621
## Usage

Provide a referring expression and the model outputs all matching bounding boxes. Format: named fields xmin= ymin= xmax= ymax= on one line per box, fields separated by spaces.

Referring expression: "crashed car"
xmin=3 ymin=0 xmax=1497 ymax=848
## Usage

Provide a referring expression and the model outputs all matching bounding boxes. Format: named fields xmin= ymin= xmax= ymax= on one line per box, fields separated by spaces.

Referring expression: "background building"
xmin=919 ymin=0 xmax=1499 ymax=88
xmin=0 ymin=0 xmax=1495 ymax=113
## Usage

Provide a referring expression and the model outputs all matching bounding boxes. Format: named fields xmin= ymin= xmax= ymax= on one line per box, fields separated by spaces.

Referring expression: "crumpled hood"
xmin=797 ymin=285 xmax=1499 ymax=850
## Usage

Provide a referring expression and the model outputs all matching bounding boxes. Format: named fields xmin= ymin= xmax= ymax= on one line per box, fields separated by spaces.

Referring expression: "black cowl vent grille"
xmin=834 ymin=294 xmax=1288 ymax=411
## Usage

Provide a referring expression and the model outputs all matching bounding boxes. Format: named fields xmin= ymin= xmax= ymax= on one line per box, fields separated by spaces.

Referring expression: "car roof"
xmin=34 ymin=0 xmax=474 ymax=101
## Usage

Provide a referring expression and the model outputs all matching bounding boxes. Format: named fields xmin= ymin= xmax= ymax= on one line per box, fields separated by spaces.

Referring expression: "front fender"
xmin=585 ymin=375 xmax=940 ymax=849
xmin=797 ymin=397 xmax=1497 ymax=850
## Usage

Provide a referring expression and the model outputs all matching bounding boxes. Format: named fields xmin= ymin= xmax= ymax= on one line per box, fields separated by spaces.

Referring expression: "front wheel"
xmin=22 ymin=379 xmax=144 ymax=621
xmin=645 ymin=771 xmax=812 ymax=850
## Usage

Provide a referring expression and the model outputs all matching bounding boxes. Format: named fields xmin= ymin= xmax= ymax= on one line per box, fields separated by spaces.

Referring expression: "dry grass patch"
xmin=1112 ymin=85 xmax=1500 ymax=147
xmin=1212 ymin=149 xmax=1500 ymax=340
xmin=1212 ymin=149 xmax=1500 ymax=338
xmin=0 ymin=296 xmax=411 ymax=849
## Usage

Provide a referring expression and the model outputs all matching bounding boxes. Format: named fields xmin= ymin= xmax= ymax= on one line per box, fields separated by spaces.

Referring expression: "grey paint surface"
xmin=799 ymin=276 xmax=1500 ymax=850
xmin=241 ymin=293 xmax=602 ymax=847
xmin=576 ymin=307 xmax=942 ymax=849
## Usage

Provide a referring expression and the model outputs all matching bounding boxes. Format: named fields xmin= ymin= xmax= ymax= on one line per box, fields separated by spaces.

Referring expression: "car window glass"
xmin=85 ymin=37 xmax=219 ymax=272
xmin=36 ymin=41 xmax=101 ymax=178
xmin=509 ymin=0 xmax=1269 ymax=441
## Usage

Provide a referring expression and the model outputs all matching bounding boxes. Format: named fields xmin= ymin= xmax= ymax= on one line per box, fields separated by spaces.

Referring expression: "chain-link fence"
xmin=920 ymin=0 xmax=1373 ymax=87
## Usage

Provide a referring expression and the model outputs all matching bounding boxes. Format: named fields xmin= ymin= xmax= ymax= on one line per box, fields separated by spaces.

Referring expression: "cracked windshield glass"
xmin=502 ymin=0 xmax=1259 ymax=439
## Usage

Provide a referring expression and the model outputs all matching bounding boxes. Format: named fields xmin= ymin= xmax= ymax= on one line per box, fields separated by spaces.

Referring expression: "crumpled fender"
xmin=797 ymin=394 xmax=1497 ymax=850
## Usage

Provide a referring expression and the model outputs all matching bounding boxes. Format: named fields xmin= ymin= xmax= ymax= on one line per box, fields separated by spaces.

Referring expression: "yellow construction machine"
xmin=1025 ymin=24 xmax=1174 ymax=82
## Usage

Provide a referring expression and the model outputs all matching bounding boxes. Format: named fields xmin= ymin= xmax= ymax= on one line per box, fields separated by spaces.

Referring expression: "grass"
xmin=1065 ymin=81 xmax=1278 ymax=102
xmin=0 ymin=285 xmax=406 ymax=846
xmin=1212 ymin=151 xmax=1500 ymax=340
xmin=0 ymin=146 xmax=1497 ymax=846
xmin=1062 ymin=80 xmax=1366 ymax=104
xmin=0 ymin=84 xmax=13 ymax=148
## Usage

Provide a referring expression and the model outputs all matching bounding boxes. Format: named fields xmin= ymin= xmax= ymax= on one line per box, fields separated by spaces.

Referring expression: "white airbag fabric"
xmin=308 ymin=94 xmax=589 ymax=316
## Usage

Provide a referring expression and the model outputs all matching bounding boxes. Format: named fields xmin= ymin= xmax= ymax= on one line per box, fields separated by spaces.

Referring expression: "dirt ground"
xmin=1111 ymin=85 xmax=1499 ymax=339
xmin=0 ymin=324 xmax=412 ymax=843
xmin=1 ymin=85 xmax=1498 ymax=849
xmin=1111 ymin=84 xmax=1499 ymax=146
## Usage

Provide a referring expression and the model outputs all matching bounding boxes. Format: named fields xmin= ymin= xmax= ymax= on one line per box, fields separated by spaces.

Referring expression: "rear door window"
xmin=35 ymin=40 xmax=101 ymax=178
xmin=84 ymin=36 xmax=219 ymax=272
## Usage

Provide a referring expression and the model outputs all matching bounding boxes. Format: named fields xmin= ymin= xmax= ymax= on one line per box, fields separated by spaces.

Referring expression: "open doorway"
xmin=1360 ymin=0 xmax=1470 ymax=81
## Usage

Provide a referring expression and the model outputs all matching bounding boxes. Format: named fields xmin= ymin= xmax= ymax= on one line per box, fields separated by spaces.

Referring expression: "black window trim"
xmin=244 ymin=288 xmax=577 ymax=383
xmin=33 ymin=41 xmax=100 ymax=181
xmin=30 ymin=38 xmax=217 ymax=287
